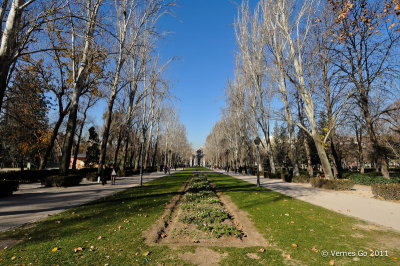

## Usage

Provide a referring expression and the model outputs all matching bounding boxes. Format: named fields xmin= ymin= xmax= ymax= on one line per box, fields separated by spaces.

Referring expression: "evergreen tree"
xmin=85 ymin=127 xmax=100 ymax=167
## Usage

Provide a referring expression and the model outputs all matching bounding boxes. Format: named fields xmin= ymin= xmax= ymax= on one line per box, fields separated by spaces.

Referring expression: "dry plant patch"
xmin=144 ymin=174 xmax=267 ymax=247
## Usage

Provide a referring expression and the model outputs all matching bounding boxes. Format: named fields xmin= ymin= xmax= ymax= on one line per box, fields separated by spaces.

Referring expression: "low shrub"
xmin=0 ymin=169 xmax=59 ymax=183
xmin=85 ymin=172 xmax=98 ymax=181
xmin=292 ymin=175 xmax=310 ymax=183
xmin=265 ymin=172 xmax=280 ymax=179
xmin=0 ymin=180 xmax=19 ymax=197
xmin=41 ymin=175 xmax=83 ymax=187
xmin=371 ymin=183 xmax=400 ymax=200
xmin=343 ymin=173 xmax=400 ymax=185
xmin=0 ymin=168 xmax=98 ymax=183
xmin=282 ymin=173 xmax=292 ymax=183
xmin=310 ymin=178 xmax=355 ymax=190
xmin=119 ymin=167 xmax=157 ymax=177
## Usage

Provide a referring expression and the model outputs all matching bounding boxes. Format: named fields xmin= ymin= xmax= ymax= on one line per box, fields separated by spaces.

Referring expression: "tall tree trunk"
xmin=40 ymin=112 xmax=66 ymax=170
xmin=129 ymin=145 xmax=135 ymax=168
xmin=98 ymin=88 xmax=118 ymax=174
xmin=98 ymin=52 xmax=124 ymax=175
xmin=60 ymin=96 xmax=80 ymax=175
xmin=0 ymin=0 xmax=23 ymax=114
xmin=278 ymin=68 xmax=299 ymax=176
xmin=59 ymin=1 xmax=101 ymax=176
xmin=0 ymin=63 xmax=10 ymax=113
xmin=289 ymin=49 xmax=333 ymax=178
xmin=143 ymin=124 xmax=153 ymax=169
xmin=296 ymin=92 xmax=313 ymax=177
xmin=259 ymin=125 xmax=276 ymax=174
xmin=329 ymin=137 xmax=342 ymax=178
xmin=355 ymin=124 xmax=365 ymax=173
xmin=152 ymin=138 xmax=158 ymax=168
xmin=122 ymin=132 xmax=130 ymax=171
xmin=72 ymin=122 xmax=83 ymax=170
xmin=303 ymin=135 xmax=313 ymax=177
xmin=360 ymin=92 xmax=389 ymax=178
xmin=113 ymin=127 xmax=123 ymax=166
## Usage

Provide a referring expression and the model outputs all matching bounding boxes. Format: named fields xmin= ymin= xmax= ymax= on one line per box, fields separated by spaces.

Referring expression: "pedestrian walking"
xmin=111 ymin=167 xmax=117 ymax=185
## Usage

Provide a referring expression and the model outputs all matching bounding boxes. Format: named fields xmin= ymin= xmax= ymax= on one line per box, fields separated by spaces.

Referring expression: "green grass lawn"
xmin=0 ymin=168 xmax=399 ymax=265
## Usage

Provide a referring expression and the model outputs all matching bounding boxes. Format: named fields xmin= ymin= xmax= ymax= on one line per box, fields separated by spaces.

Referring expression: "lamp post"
xmin=254 ymin=137 xmax=261 ymax=187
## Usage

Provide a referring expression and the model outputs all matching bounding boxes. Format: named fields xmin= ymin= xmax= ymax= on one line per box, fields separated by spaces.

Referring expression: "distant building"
xmin=69 ymin=154 xmax=86 ymax=169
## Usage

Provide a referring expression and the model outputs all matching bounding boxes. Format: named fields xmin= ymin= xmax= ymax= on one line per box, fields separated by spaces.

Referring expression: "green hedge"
xmin=0 ymin=169 xmax=59 ymax=183
xmin=0 ymin=180 xmax=19 ymax=197
xmin=343 ymin=173 xmax=400 ymax=185
xmin=41 ymin=175 xmax=83 ymax=187
xmin=265 ymin=172 xmax=281 ymax=179
xmin=120 ymin=167 xmax=157 ymax=177
xmin=311 ymin=178 xmax=355 ymax=190
xmin=292 ymin=175 xmax=311 ymax=183
xmin=371 ymin=183 xmax=400 ymax=200
xmin=0 ymin=168 xmax=97 ymax=183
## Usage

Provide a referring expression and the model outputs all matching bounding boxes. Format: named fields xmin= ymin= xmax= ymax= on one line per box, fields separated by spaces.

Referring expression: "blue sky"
xmin=157 ymin=0 xmax=241 ymax=149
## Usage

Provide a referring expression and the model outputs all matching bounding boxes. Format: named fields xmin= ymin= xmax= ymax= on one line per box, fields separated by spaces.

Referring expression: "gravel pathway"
xmin=216 ymin=170 xmax=400 ymax=232
xmin=0 ymin=171 xmax=178 ymax=232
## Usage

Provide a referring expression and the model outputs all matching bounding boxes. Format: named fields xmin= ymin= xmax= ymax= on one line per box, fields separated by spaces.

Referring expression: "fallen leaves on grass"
xmin=329 ymin=260 xmax=335 ymax=265
xmin=311 ymin=247 xmax=319 ymax=253
xmin=74 ymin=247 xmax=83 ymax=253
xmin=10 ymin=256 xmax=16 ymax=260
xmin=142 ymin=251 xmax=150 ymax=256
xmin=51 ymin=247 xmax=59 ymax=252
xmin=284 ymin=213 xmax=290 ymax=216
xmin=284 ymin=254 xmax=292 ymax=259
xmin=258 ymin=248 xmax=265 ymax=253
xmin=291 ymin=243 xmax=298 ymax=247
xmin=55 ymin=220 xmax=61 ymax=224
xmin=97 ymin=236 xmax=103 ymax=240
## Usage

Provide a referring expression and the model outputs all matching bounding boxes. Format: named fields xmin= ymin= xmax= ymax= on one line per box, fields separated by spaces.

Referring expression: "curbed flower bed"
xmin=371 ymin=183 xmax=400 ymax=200
xmin=41 ymin=175 xmax=83 ymax=187
xmin=179 ymin=174 xmax=243 ymax=238
xmin=0 ymin=180 xmax=19 ymax=197
xmin=310 ymin=178 xmax=355 ymax=190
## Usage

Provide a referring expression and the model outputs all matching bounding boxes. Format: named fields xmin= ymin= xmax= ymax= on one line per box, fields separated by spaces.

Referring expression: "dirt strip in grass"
xmin=145 ymin=173 xmax=267 ymax=247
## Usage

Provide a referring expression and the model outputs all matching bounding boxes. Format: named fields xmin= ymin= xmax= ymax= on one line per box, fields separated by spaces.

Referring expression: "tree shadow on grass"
xmin=1 ymin=189 xmax=178 ymax=244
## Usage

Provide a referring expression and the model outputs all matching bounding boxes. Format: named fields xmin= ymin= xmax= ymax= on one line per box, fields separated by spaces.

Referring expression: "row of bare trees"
xmin=206 ymin=0 xmax=400 ymax=179
xmin=0 ymin=0 xmax=193 ymax=174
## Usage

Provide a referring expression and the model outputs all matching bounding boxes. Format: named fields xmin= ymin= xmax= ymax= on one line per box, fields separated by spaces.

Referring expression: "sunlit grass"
xmin=0 ymin=167 xmax=398 ymax=265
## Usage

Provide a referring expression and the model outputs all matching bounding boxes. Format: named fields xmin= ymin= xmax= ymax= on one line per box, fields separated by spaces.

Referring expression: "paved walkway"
xmin=0 ymin=171 xmax=178 ymax=232
xmin=216 ymin=170 xmax=400 ymax=232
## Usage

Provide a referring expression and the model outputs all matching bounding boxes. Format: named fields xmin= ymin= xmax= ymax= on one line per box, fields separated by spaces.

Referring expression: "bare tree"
xmin=328 ymin=0 xmax=400 ymax=177
xmin=59 ymin=0 xmax=103 ymax=176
